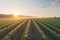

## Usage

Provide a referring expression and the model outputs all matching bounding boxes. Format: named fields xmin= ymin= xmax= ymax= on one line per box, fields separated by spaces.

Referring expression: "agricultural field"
xmin=0 ymin=18 xmax=60 ymax=40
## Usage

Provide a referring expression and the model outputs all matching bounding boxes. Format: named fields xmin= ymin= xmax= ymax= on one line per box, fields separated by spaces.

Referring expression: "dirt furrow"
xmin=35 ymin=20 xmax=56 ymax=40
xmin=11 ymin=20 xmax=28 ymax=40
xmin=28 ymin=20 xmax=41 ymax=40
xmin=0 ymin=20 xmax=24 ymax=39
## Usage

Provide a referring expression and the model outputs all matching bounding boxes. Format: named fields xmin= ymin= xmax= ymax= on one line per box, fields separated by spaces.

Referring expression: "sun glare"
xmin=14 ymin=13 xmax=19 ymax=16
xmin=10 ymin=10 xmax=21 ymax=16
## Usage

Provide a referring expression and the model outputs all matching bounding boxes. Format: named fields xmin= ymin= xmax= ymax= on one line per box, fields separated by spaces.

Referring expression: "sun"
xmin=10 ymin=10 xmax=21 ymax=16
xmin=11 ymin=12 xmax=21 ymax=16
xmin=14 ymin=13 xmax=19 ymax=16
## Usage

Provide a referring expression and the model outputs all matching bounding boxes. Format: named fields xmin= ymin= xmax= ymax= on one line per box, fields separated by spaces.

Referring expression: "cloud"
xmin=40 ymin=0 xmax=60 ymax=8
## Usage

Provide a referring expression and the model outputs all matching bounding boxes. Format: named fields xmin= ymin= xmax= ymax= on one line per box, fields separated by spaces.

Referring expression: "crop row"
xmin=0 ymin=18 xmax=60 ymax=40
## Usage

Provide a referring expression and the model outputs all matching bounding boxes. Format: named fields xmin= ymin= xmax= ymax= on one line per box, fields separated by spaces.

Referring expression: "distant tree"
xmin=54 ymin=16 xmax=56 ymax=18
xmin=0 ymin=14 xmax=14 ymax=18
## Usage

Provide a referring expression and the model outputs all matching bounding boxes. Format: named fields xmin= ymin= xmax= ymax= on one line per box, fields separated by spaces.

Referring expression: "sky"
xmin=0 ymin=0 xmax=60 ymax=17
